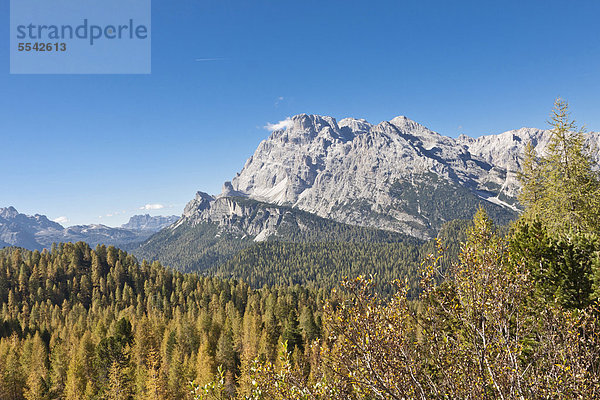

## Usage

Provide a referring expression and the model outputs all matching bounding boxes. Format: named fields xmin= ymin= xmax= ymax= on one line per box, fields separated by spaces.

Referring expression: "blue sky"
xmin=1 ymin=0 xmax=600 ymax=226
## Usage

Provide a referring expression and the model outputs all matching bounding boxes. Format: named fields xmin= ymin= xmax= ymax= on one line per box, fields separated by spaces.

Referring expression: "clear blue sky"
xmin=2 ymin=0 xmax=600 ymax=227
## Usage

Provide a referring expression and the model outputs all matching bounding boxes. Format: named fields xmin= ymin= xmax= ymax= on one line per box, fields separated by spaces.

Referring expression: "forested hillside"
xmin=210 ymin=219 xmax=471 ymax=296
xmin=0 ymin=243 xmax=327 ymax=399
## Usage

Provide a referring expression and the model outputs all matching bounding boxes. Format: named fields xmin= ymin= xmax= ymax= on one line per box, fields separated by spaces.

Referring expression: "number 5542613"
xmin=17 ymin=42 xmax=66 ymax=52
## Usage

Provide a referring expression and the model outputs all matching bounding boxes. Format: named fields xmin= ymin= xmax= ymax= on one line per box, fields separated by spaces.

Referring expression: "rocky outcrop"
xmin=176 ymin=194 xmax=300 ymax=242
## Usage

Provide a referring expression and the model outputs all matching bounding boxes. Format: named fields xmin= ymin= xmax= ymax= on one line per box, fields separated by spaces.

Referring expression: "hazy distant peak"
xmin=0 ymin=206 xmax=19 ymax=219
xmin=121 ymin=214 xmax=179 ymax=231
xmin=0 ymin=206 xmax=179 ymax=251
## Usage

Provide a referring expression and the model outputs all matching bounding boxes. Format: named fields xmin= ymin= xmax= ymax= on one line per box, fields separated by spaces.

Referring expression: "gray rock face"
xmin=181 ymin=114 xmax=599 ymax=239
xmin=176 ymin=196 xmax=292 ymax=242
xmin=183 ymin=191 xmax=215 ymax=218
xmin=221 ymin=115 xmax=505 ymax=238
xmin=121 ymin=214 xmax=179 ymax=231
xmin=134 ymin=194 xmax=413 ymax=272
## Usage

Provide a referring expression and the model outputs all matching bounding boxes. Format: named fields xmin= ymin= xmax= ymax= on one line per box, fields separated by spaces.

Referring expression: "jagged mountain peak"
xmin=183 ymin=191 xmax=215 ymax=218
xmin=0 ymin=207 xmax=64 ymax=230
xmin=389 ymin=115 xmax=440 ymax=136
xmin=271 ymin=114 xmax=341 ymax=145
xmin=215 ymin=114 xmax=521 ymax=238
xmin=0 ymin=206 xmax=20 ymax=220
xmin=288 ymin=113 xmax=338 ymax=132
xmin=389 ymin=115 xmax=424 ymax=129
xmin=121 ymin=214 xmax=179 ymax=231
xmin=272 ymin=114 xmax=438 ymax=145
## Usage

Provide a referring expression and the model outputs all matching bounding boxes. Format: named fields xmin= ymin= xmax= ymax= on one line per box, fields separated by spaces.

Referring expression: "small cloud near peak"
xmin=140 ymin=204 xmax=165 ymax=210
xmin=53 ymin=216 xmax=69 ymax=224
xmin=265 ymin=117 xmax=292 ymax=131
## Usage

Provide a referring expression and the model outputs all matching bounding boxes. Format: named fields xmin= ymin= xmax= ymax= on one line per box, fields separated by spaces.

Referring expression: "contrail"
xmin=195 ymin=58 xmax=225 ymax=62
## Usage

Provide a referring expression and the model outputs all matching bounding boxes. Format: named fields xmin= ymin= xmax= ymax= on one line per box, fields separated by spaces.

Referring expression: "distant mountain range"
xmin=0 ymin=208 xmax=178 ymax=250
xmin=121 ymin=214 xmax=180 ymax=231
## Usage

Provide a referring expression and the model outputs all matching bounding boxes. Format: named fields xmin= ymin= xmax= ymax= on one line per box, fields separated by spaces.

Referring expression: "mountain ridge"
xmin=0 ymin=208 xmax=179 ymax=250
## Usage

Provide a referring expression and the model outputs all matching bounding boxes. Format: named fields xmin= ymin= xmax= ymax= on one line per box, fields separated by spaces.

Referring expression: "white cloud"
xmin=140 ymin=204 xmax=165 ymax=210
xmin=265 ymin=117 xmax=293 ymax=131
xmin=53 ymin=216 xmax=69 ymax=224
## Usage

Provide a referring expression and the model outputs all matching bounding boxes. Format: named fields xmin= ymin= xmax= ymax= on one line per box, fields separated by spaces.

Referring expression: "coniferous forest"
xmin=0 ymin=100 xmax=599 ymax=399
xmin=0 ymin=242 xmax=327 ymax=399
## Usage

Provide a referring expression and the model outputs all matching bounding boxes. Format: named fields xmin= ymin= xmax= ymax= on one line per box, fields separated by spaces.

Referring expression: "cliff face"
xmin=179 ymin=192 xmax=297 ymax=242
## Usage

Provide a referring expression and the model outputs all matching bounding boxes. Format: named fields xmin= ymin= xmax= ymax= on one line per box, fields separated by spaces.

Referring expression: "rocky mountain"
xmin=121 ymin=214 xmax=179 ymax=231
xmin=219 ymin=115 xmax=503 ymax=239
xmin=135 ymin=114 xmax=593 ymax=270
xmin=0 ymin=206 xmax=63 ymax=250
xmin=168 ymin=115 xmax=600 ymax=251
xmin=0 ymin=207 xmax=179 ymax=250
xmin=216 ymin=114 xmax=599 ymax=240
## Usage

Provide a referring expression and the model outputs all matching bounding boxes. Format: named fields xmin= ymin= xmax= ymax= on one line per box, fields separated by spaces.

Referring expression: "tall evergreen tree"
xmin=515 ymin=99 xmax=600 ymax=308
xmin=519 ymin=98 xmax=600 ymax=234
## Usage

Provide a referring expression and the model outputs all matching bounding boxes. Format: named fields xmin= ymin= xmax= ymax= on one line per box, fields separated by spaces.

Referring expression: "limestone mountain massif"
xmin=176 ymin=114 xmax=600 ymax=244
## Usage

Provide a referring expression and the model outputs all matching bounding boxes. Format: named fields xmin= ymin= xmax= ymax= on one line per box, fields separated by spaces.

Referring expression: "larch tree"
xmin=519 ymin=98 xmax=600 ymax=234
xmin=516 ymin=99 xmax=600 ymax=308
